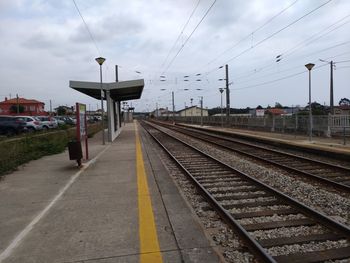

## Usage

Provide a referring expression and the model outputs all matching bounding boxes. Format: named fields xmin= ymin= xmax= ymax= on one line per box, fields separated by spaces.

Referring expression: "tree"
xmin=9 ymin=104 xmax=24 ymax=114
xmin=301 ymin=101 xmax=327 ymax=115
xmin=256 ymin=105 xmax=263 ymax=109
xmin=339 ymin=98 xmax=350 ymax=106
xmin=56 ymin=106 xmax=67 ymax=116
xmin=275 ymin=102 xmax=283 ymax=108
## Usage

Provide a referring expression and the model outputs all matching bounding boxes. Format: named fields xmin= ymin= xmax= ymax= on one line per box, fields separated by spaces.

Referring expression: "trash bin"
xmin=68 ymin=140 xmax=82 ymax=161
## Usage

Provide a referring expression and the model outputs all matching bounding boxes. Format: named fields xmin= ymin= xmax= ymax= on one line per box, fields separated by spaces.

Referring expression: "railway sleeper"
xmin=231 ymin=208 xmax=298 ymax=219
xmin=243 ymin=218 xmax=316 ymax=231
xmin=272 ymin=246 xmax=350 ymax=263
xmin=258 ymin=232 xmax=346 ymax=247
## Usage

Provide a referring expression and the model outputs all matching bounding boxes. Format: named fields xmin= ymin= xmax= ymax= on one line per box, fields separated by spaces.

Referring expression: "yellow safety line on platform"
xmin=135 ymin=123 xmax=163 ymax=263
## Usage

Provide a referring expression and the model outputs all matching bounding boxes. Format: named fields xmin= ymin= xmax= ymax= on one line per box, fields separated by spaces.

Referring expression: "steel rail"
xmin=141 ymin=121 xmax=350 ymax=262
xmin=155 ymin=121 xmax=350 ymax=192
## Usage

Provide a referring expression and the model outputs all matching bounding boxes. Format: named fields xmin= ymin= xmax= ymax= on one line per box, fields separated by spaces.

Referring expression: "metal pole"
xmin=221 ymin=92 xmax=223 ymax=127
xmin=330 ymin=61 xmax=334 ymax=115
xmin=172 ymin=91 xmax=175 ymax=123
xmin=308 ymin=69 xmax=312 ymax=142
xmin=190 ymin=98 xmax=193 ymax=124
xmin=16 ymin=94 xmax=19 ymax=114
xmin=184 ymin=102 xmax=186 ymax=121
xmin=156 ymin=102 xmax=158 ymax=118
xmin=100 ymin=64 xmax=105 ymax=145
xmin=225 ymin=64 xmax=230 ymax=126
xmin=200 ymin=96 xmax=203 ymax=126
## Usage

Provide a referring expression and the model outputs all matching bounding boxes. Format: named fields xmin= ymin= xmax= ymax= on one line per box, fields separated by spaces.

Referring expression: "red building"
xmin=0 ymin=97 xmax=47 ymax=116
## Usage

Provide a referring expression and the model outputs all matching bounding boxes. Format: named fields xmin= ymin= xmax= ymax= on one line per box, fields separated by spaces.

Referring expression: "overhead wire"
xmin=204 ymin=0 xmax=299 ymax=67
xmin=72 ymin=0 xmax=101 ymax=55
xmin=224 ymin=0 xmax=333 ymax=64
xmin=231 ymin=63 xmax=328 ymax=91
xmin=197 ymin=0 xmax=333 ymax=80
xmin=161 ymin=0 xmax=218 ymax=75
xmin=229 ymin=13 xmax=350 ymax=84
xmin=159 ymin=0 xmax=201 ymax=70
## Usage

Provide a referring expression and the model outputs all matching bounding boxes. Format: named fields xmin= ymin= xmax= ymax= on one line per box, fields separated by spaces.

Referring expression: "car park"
xmin=36 ymin=116 xmax=58 ymax=129
xmin=0 ymin=116 xmax=27 ymax=136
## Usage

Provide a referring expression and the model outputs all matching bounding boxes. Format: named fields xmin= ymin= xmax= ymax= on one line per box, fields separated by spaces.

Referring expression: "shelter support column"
xmin=106 ymin=90 xmax=113 ymax=142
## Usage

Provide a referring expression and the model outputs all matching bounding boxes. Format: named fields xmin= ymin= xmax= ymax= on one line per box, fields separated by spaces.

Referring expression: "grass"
xmin=0 ymin=123 xmax=101 ymax=177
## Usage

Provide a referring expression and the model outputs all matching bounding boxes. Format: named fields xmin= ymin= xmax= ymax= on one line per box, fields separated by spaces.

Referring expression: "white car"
xmin=36 ymin=116 xmax=58 ymax=129
xmin=17 ymin=116 xmax=43 ymax=132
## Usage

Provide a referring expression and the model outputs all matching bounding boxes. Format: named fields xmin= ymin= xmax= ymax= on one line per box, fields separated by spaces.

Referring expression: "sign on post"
xmin=76 ymin=103 xmax=88 ymax=160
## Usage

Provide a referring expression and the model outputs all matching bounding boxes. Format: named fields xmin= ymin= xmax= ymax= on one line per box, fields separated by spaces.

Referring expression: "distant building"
xmin=255 ymin=109 xmax=265 ymax=117
xmin=177 ymin=106 xmax=208 ymax=117
xmin=334 ymin=105 xmax=350 ymax=115
xmin=265 ymin=108 xmax=285 ymax=116
xmin=0 ymin=97 xmax=46 ymax=116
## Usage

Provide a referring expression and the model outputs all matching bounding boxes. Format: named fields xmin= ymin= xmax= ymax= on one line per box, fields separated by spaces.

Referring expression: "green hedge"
xmin=0 ymin=123 xmax=101 ymax=177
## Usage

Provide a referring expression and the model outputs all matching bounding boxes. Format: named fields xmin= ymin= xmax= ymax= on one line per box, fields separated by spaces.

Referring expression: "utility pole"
xmin=219 ymin=88 xmax=224 ymax=127
xmin=50 ymin=100 xmax=52 ymax=116
xmin=172 ymin=91 xmax=175 ymax=123
xmin=320 ymin=59 xmax=335 ymax=115
xmin=225 ymin=64 xmax=230 ymax=126
xmin=190 ymin=98 xmax=193 ymax=124
xmin=330 ymin=61 xmax=334 ymax=115
xmin=156 ymin=102 xmax=158 ymax=118
xmin=200 ymin=96 xmax=203 ymax=126
xmin=16 ymin=94 xmax=19 ymax=114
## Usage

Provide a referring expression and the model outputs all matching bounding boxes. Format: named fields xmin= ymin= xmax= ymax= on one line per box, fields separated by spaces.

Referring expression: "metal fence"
xmin=158 ymin=114 xmax=350 ymax=138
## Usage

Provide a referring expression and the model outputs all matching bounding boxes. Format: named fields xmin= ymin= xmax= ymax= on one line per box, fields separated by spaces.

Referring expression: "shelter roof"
xmin=69 ymin=79 xmax=144 ymax=101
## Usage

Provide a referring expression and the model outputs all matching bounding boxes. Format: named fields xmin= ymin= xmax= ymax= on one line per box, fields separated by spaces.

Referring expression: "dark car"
xmin=0 ymin=116 xmax=27 ymax=136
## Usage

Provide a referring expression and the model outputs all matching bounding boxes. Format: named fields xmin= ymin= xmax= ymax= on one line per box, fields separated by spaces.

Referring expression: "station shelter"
xmin=69 ymin=79 xmax=144 ymax=142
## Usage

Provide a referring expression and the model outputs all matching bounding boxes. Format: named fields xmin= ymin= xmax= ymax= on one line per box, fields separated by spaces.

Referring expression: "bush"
xmin=0 ymin=123 xmax=101 ymax=177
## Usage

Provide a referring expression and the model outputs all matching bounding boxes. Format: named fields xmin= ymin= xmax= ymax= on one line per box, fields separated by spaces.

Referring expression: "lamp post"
xmin=305 ymin=63 xmax=315 ymax=142
xmin=219 ymin=88 xmax=224 ymax=127
xmin=95 ymin=57 xmax=106 ymax=145
xmin=190 ymin=98 xmax=193 ymax=124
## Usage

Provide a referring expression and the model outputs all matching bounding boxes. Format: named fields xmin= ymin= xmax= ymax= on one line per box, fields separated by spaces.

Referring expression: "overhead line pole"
xmin=225 ymin=64 xmax=230 ymax=126
xmin=172 ymin=91 xmax=175 ymax=123
xmin=330 ymin=60 xmax=334 ymax=115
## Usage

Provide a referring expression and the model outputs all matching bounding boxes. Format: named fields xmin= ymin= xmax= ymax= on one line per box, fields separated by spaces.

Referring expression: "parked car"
xmin=0 ymin=116 xmax=27 ymax=136
xmin=53 ymin=117 xmax=65 ymax=126
xmin=17 ymin=116 xmax=43 ymax=131
xmin=56 ymin=116 xmax=76 ymax=125
xmin=36 ymin=116 xmax=58 ymax=129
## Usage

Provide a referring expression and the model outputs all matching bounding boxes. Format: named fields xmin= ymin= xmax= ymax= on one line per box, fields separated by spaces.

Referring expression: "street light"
xmin=219 ymin=88 xmax=224 ymax=127
xmin=95 ymin=57 xmax=106 ymax=145
xmin=305 ymin=63 xmax=315 ymax=142
xmin=190 ymin=98 xmax=193 ymax=124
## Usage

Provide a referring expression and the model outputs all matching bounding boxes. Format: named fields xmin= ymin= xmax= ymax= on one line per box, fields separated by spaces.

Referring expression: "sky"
xmin=0 ymin=0 xmax=349 ymax=112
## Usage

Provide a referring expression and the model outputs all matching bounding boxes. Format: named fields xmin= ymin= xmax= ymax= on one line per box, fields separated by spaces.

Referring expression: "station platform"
xmin=178 ymin=123 xmax=350 ymax=158
xmin=0 ymin=122 xmax=222 ymax=263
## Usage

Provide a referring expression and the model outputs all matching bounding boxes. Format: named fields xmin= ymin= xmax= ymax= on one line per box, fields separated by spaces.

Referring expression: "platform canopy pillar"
xmin=69 ymin=79 xmax=144 ymax=142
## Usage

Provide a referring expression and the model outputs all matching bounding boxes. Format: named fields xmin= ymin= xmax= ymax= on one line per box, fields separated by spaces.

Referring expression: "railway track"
xmin=153 ymin=121 xmax=350 ymax=193
xmin=141 ymin=121 xmax=350 ymax=263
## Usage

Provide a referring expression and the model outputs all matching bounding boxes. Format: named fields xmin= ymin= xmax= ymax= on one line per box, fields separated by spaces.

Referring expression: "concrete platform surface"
xmin=0 ymin=123 xmax=221 ymax=263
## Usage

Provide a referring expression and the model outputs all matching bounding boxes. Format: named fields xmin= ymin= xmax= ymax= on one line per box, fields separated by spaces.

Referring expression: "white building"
xmin=177 ymin=106 xmax=208 ymax=117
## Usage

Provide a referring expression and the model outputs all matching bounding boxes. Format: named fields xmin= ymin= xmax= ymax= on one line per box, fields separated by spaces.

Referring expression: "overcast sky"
xmin=0 ymin=0 xmax=349 ymax=112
